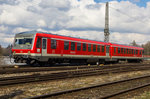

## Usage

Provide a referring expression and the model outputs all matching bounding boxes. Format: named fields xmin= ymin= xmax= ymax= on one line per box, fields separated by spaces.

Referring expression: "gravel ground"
xmin=0 ymin=70 xmax=65 ymax=78
xmin=0 ymin=70 xmax=150 ymax=99
xmin=130 ymin=86 xmax=150 ymax=99
xmin=49 ymin=77 xmax=150 ymax=99
xmin=0 ymin=67 xmax=92 ymax=78
xmin=0 ymin=56 xmax=26 ymax=66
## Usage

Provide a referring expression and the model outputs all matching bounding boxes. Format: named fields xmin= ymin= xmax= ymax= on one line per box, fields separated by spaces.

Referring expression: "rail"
xmin=0 ymin=64 xmax=150 ymax=87
xmin=25 ymin=74 xmax=150 ymax=99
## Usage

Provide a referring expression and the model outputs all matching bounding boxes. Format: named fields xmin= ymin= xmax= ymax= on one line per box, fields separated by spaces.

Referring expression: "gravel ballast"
xmin=0 ymin=70 xmax=150 ymax=99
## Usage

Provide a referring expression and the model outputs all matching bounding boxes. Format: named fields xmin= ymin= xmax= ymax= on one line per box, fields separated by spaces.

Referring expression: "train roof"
xmin=17 ymin=31 xmax=109 ymax=45
xmin=15 ymin=31 xmax=36 ymax=37
xmin=110 ymin=43 xmax=143 ymax=50
xmin=16 ymin=31 xmax=144 ymax=49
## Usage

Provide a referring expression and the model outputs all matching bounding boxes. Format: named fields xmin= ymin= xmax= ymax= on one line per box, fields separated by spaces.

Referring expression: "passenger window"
xmin=136 ymin=50 xmax=138 ymax=54
xmin=88 ymin=44 xmax=91 ymax=52
xmin=97 ymin=45 xmax=100 ymax=52
xmin=71 ymin=42 xmax=75 ymax=50
xmin=124 ymin=48 xmax=126 ymax=54
xmin=139 ymin=50 xmax=141 ymax=55
xmin=118 ymin=48 xmax=120 ymax=54
xmin=129 ymin=49 xmax=130 ymax=54
xmin=114 ymin=47 xmax=116 ymax=54
xmin=77 ymin=43 xmax=81 ymax=51
xmin=36 ymin=38 xmax=41 ymax=48
xmin=64 ymin=41 xmax=69 ymax=50
xmin=51 ymin=39 xmax=57 ymax=49
xmin=102 ymin=46 xmax=105 ymax=52
xmin=141 ymin=50 xmax=143 ymax=55
xmin=93 ymin=45 xmax=96 ymax=52
xmin=132 ymin=49 xmax=134 ymax=54
xmin=127 ymin=49 xmax=128 ymax=54
xmin=121 ymin=48 xmax=123 ymax=54
xmin=83 ymin=43 xmax=86 ymax=51
xmin=134 ymin=50 xmax=136 ymax=55
xmin=130 ymin=49 xmax=132 ymax=54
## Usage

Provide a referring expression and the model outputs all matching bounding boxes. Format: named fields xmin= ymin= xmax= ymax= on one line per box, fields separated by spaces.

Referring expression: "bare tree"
xmin=129 ymin=40 xmax=139 ymax=47
xmin=142 ymin=41 xmax=150 ymax=55
xmin=2 ymin=44 xmax=12 ymax=56
xmin=0 ymin=45 xmax=2 ymax=56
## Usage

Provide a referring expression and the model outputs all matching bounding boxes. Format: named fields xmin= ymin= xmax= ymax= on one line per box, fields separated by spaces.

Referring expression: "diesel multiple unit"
xmin=12 ymin=31 xmax=144 ymax=65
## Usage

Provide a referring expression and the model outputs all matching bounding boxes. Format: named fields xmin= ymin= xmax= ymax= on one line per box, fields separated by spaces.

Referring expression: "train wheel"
xmin=26 ymin=59 xmax=37 ymax=66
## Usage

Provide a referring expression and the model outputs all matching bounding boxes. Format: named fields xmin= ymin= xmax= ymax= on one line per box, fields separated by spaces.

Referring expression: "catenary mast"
xmin=104 ymin=2 xmax=110 ymax=42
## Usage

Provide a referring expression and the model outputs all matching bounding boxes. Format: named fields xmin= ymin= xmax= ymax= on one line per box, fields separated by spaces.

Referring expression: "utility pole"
xmin=104 ymin=2 xmax=110 ymax=42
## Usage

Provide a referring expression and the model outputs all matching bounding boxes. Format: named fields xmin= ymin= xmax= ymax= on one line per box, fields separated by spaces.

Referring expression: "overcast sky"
xmin=0 ymin=0 xmax=150 ymax=47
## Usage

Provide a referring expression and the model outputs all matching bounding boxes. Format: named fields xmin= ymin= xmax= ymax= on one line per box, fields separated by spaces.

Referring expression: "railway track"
xmin=0 ymin=64 xmax=150 ymax=87
xmin=25 ymin=74 xmax=150 ymax=99
xmin=0 ymin=63 xmax=150 ymax=74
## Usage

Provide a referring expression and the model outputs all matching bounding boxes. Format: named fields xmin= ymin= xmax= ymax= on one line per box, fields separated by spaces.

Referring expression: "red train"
xmin=12 ymin=31 xmax=144 ymax=65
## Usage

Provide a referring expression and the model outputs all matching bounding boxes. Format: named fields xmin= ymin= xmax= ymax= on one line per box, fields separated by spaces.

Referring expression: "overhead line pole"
xmin=104 ymin=2 xmax=110 ymax=42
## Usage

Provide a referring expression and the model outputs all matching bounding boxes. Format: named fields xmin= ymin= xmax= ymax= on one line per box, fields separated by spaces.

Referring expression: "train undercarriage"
xmin=13 ymin=55 xmax=143 ymax=66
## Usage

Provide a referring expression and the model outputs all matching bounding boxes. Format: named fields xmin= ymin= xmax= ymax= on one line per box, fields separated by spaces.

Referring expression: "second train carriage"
xmin=110 ymin=43 xmax=143 ymax=62
xmin=12 ymin=31 xmax=144 ymax=65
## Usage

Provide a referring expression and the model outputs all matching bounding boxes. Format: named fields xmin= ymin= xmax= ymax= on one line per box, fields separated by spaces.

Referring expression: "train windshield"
xmin=15 ymin=38 xmax=32 ymax=45
xmin=13 ymin=38 xmax=33 ymax=49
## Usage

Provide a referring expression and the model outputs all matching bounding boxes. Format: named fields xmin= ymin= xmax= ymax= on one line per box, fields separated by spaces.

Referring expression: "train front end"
xmin=12 ymin=31 xmax=36 ymax=64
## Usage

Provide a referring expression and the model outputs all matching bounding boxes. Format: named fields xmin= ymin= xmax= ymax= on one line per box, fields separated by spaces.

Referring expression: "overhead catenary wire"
xmin=109 ymin=5 xmax=147 ymax=25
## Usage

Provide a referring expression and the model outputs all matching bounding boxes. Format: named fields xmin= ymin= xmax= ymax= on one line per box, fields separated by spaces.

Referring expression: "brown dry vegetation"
xmin=132 ymin=91 xmax=150 ymax=99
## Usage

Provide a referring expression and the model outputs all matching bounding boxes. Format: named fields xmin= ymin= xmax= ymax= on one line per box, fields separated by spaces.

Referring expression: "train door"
xmin=106 ymin=45 xmax=110 ymax=57
xmin=42 ymin=38 xmax=47 ymax=56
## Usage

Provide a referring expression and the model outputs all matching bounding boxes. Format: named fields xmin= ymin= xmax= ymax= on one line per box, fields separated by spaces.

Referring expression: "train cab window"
xmin=93 ymin=45 xmax=96 ymax=52
xmin=102 ymin=46 xmax=105 ymax=52
xmin=36 ymin=38 xmax=41 ymax=48
xmin=97 ymin=45 xmax=100 ymax=52
xmin=64 ymin=41 xmax=69 ymax=50
xmin=88 ymin=44 xmax=91 ymax=52
xmin=51 ymin=39 xmax=57 ymax=49
xmin=77 ymin=43 xmax=81 ymax=51
xmin=71 ymin=42 xmax=75 ymax=50
xmin=118 ymin=48 xmax=120 ymax=54
xmin=83 ymin=43 xmax=86 ymax=51
xmin=114 ymin=47 xmax=116 ymax=54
